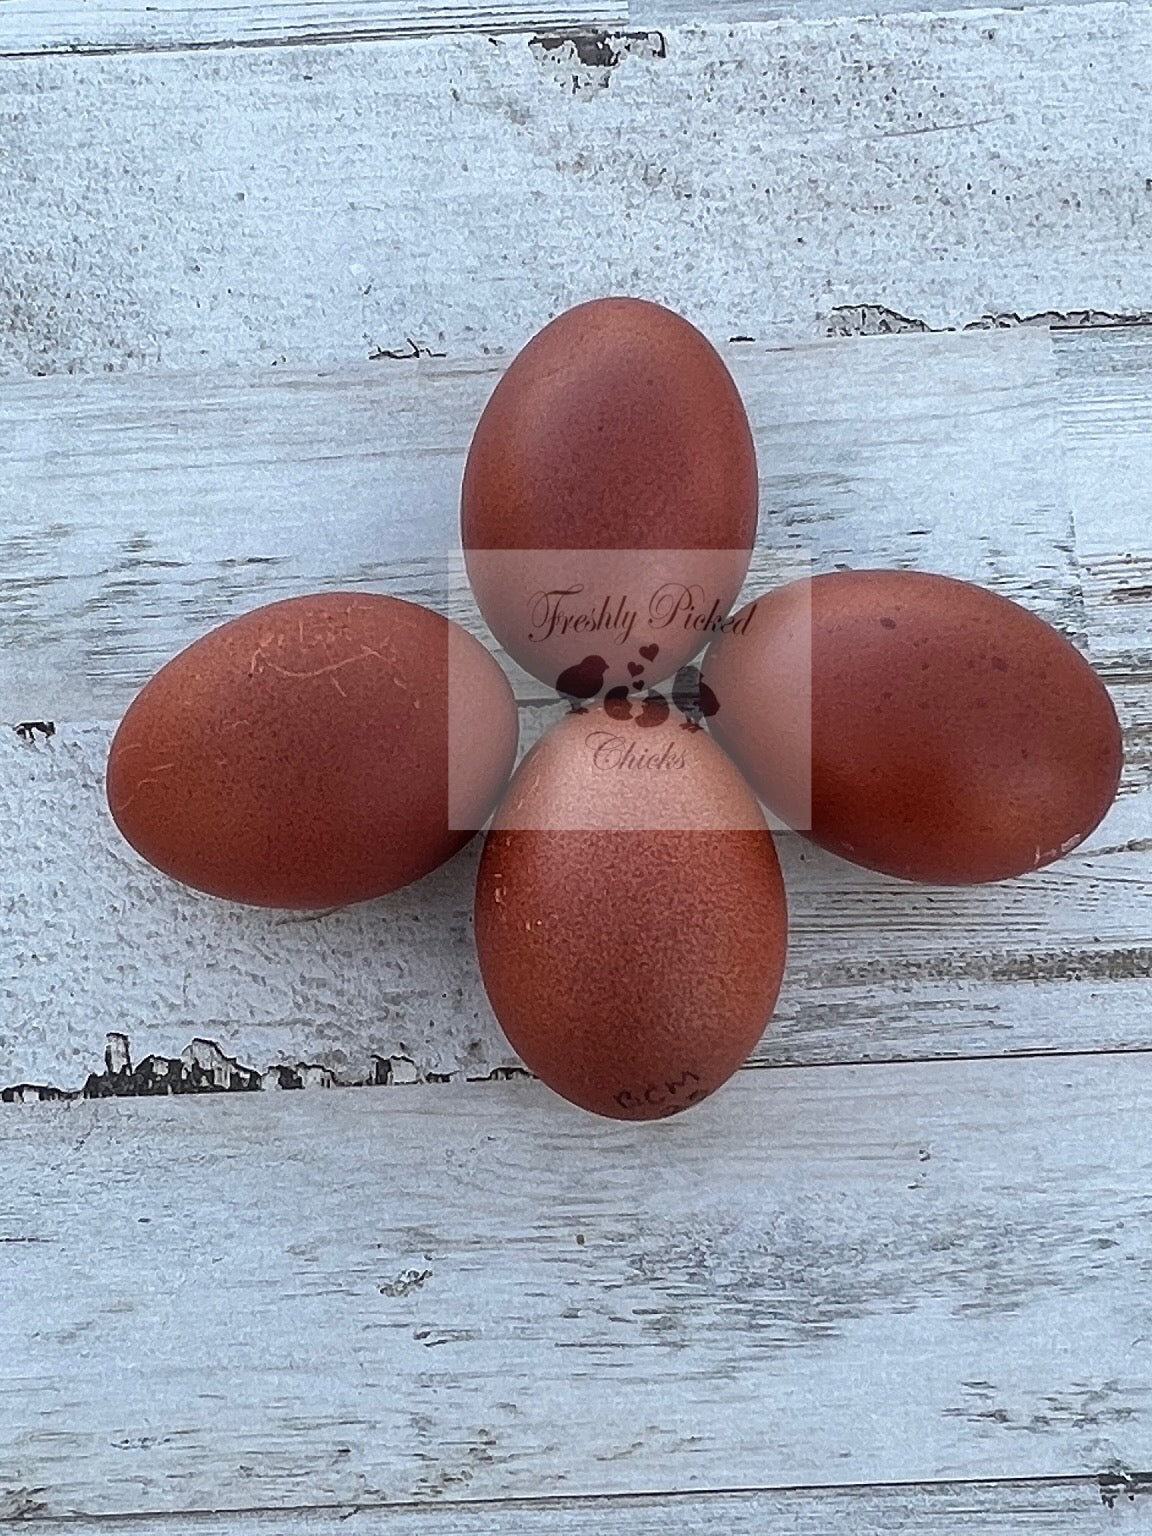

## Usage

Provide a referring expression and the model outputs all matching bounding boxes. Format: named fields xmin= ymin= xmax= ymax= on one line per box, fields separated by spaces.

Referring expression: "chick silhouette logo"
xmin=561 ymin=663 xmax=719 ymax=732
xmin=670 ymin=665 xmax=720 ymax=730
xmin=604 ymin=685 xmax=668 ymax=726
xmin=555 ymin=654 xmax=609 ymax=710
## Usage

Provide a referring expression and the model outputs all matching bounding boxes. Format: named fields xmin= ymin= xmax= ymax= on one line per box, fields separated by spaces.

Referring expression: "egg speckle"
xmin=702 ymin=569 xmax=1123 ymax=884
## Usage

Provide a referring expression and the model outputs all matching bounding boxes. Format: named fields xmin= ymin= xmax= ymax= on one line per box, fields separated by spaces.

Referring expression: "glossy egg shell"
xmin=702 ymin=569 xmax=1124 ymax=884
xmin=107 ymin=592 xmax=519 ymax=907
xmin=461 ymin=296 xmax=758 ymax=691
xmin=474 ymin=704 xmax=788 ymax=1120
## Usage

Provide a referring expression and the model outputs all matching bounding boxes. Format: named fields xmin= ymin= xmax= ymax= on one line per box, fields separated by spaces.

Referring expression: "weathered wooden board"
xmin=7 ymin=1476 xmax=1150 ymax=1533
xmin=3 ymin=323 xmax=1150 ymax=1096
xmin=6 ymin=0 xmax=1144 ymax=58
xmin=2 ymin=1057 xmax=1151 ymax=1518
xmin=1056 ymin=327 xmax=1152 ymax=664
xmin=0 ymin=2 xmax=624 ymax=56
xmin=1055 ymin=327 xmax=1152 ymax=807
xmin=639 ymin=0 xmax=1151 ymax=17
xmin=2 ymin=717 xmax=1150 ymax=1096
xmin=1 ymin=11 xmax=1151 ymax=375
xmin=0 ymin=327 xmax=1077 ymax=720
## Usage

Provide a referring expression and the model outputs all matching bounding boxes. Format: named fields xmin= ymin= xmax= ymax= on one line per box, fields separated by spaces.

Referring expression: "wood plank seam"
xmin=8 ymin=1027 xmax=1152 ymax=1105
xmin=0 ymin=21 xmax=640 ymax=61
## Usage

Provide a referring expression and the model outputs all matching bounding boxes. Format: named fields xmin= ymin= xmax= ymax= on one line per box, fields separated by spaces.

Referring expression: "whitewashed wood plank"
xmin=5 ymin=326 xmax=1148 ymax=1096
xmin=1 ymin=1058 xmax=1150 ymax=1516
xmin=8 ymin=1477 xmax=1150 ymax=1533
xmin=1053 ymin=327 xmax=1152 ymax=799
xmin=638 ymin=0 xmax=1151 ymax=16
xmin=6 ymin=0 xmax=1140 ymax=58
xmin=0 ymin=328 xmax=1077 ymax=719
xmin=0 ymin=3 xmax=624 ymax=55
xmin=1 ymin=12 xmax=1151 ymax=374
xmin=1056 ymin=326 xmax=1152 ymax=669
xmin=2 ymin=717 xmax=1148 ymax=1096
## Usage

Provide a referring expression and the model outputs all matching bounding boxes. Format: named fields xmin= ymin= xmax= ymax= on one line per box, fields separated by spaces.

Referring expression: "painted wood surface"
xmin=7 ymin=0 xmax=1147 ymax=58
xmin=1 ymin=11 xmax=1151 ymax=376
xmin=2 ymin=325 xmax=1150 ymax=1095
xmin=2 ymin=1057 xmax=1151 ymax=1518
xmin=4 ymin=719 xmax=1150 ymax=1096
xmin=9 ymin=1477 xmax=1150 ymax=1535
xmin=0 ymin=0 xmax=625 ymax=56
xmin=1 ymin=8 xmax=1149 ymax=1522
xmin=0 ymin=327 xmax=1078 ymax=719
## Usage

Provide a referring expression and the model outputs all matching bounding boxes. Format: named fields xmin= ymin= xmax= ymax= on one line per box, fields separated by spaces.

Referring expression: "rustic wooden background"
xmin=1 ymin=0 xmax=1151 ymax=1530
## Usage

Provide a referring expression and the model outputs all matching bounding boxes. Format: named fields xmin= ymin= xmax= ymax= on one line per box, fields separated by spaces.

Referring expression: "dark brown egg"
xmin=461 ymin=297 xmax=757 ymax=694
xmin=107 ymin=593 xmax=518 ymax=907
xmin=702 ymin=569 xmax=1124 ymax=884
xmin=474 ymin=703 xmax=788 ymax=1120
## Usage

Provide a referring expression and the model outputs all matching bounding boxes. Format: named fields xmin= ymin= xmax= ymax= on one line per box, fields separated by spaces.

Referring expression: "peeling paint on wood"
xmin=1 ymin=13 xmax=1152 ymax=372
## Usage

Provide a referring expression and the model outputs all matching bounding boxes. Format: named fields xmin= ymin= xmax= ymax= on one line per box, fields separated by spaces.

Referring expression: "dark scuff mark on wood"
xmin=379 ymin=1267 xmax=432 ymax=1297
xmin=11 ymin=720 xmax=55 ymax=743
xmin=369 ymin=337 xmax=446 ymax=362
xmin=1099 ymin=1469 xmax=1152 ymax=1507
xmin=529 ymin=30 xmax=666 ymax=95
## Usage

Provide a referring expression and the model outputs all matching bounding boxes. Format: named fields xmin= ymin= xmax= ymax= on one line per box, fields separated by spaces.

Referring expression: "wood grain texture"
xmin=3 ymin=715 xmax=1150 ymax=1095
xmin=1057 ymin=327 xmax=1152 ymax=666
xmin=6 ymin=0 xmax=1143 ymax=57
xmin=2 ymin=11 xmax=1151 ymax=374
xmin=634 ymin=0 xmax=1152 ymax=19
xmin=0 ymin=328 xmax=1077 ymax=720
xmin=2 ymin=1058 xmax=1151 ymax=1517
xmin=0 ymin=0 xmax=625 ymax=56
xmin=7 ymin=1477 xmax=1152 ymax=1532
xmin=1055 ymin=327 xmax=1152 ymax=812
xmin=2 ymin=323 xmax=1150 ymax=1095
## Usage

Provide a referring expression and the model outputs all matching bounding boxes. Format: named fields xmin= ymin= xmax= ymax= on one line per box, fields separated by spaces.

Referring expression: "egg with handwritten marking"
xmin=474 ymin=702 xmax=788 ymax=1119
xmin=462 ymin=297 xmax=758 ymax=695
xmin=702 ymin=569 xmax=1123 ymax=884
xmin=107 ymin=593 xmax=518 ymax=907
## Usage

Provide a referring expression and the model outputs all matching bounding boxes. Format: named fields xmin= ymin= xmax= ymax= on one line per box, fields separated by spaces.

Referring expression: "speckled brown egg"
xmin=474 ymin=702 xmax=788 ymax=1120
xmin=702 ymin=569 xmax=1124 ymax=884
xmin=107 ymin=593 xmax=518 ymax=907
xmin=461 ymin=297 xmax=758 ymax=694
